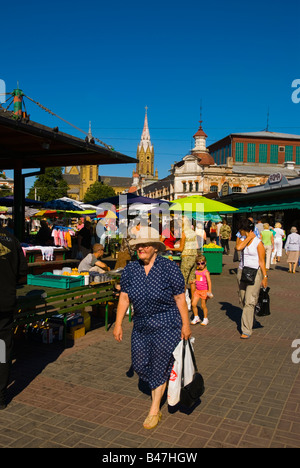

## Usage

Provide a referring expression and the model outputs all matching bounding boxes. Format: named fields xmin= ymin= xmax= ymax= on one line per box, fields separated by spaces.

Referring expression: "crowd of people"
xmin=0 ymin=210 xmax=299 ymax=427
xmin=112 ymin=213 xmax=299 ymax=429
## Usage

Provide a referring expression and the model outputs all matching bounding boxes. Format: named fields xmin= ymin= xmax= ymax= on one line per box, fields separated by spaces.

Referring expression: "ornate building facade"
xmin=141 ymin=121 xmax=299 ymax=200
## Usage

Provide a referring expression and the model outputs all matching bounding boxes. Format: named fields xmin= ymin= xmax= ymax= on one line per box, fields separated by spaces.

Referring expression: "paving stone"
xmin=2 ymin=247 xmax=299 ymax=448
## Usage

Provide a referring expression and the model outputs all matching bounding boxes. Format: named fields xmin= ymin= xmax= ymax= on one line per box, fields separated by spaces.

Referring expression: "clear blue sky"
xmin=1 ymin=0 xmax=300 ymax=195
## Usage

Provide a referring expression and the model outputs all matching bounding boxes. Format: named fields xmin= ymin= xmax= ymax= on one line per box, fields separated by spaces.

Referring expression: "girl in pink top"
xmin=190 ymin=255 xmax=213 ymax=326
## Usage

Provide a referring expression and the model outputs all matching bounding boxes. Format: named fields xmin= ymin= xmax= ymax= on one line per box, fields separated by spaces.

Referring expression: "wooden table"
xmin=15 ymin=280 xmax=118 ymax=344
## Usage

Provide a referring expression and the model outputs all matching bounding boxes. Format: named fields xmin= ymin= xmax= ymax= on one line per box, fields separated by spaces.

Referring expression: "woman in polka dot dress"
xmin=113 ymin=227 xmax=191 ymax=430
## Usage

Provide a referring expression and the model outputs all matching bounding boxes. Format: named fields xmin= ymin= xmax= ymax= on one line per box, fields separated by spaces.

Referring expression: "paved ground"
xmin=1 ymin=245 xmax=299 ymax=448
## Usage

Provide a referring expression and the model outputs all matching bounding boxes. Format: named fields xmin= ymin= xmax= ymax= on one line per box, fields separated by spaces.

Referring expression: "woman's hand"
xmin=261 ymin=277 xmax=268 ymax=289
xmin=113 ymin=324 xmax=123 ymax=342
xmin=181 ymin=322 xmax=192 ymax=340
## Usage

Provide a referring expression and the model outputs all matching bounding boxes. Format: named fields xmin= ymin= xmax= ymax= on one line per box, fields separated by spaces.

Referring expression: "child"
xmin=190 ymin=255 xmax=213 ymax=326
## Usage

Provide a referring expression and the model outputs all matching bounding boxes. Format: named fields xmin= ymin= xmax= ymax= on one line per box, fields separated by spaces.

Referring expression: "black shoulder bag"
xmin=180 ymin=339 xmax=205 ymax=408
xmin=241 ymin=266 xmax=258 ymax=285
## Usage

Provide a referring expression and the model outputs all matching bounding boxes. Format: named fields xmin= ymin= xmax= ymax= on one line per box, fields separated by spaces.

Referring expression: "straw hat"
xmin=129 ymin=227 xmax=166 ymax=252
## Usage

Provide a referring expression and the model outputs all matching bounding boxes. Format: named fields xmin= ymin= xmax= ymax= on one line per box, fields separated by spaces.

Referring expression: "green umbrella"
xmin=170 ymin=195 xmax=238 ymax=214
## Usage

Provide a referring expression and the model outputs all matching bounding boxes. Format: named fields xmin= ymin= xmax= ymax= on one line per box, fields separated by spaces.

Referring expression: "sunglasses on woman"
xmin=197 ymin=261 xmax=206 ymax=265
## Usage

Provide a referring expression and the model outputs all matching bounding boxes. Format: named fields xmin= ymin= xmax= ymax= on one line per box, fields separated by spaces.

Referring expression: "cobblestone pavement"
xmin=1 ymin=247 xmax=299 ymax=448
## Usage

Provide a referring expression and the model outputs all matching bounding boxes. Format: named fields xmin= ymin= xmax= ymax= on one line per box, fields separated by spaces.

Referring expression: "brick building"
xmin=207 ymin=131 xmax=300 ymax=167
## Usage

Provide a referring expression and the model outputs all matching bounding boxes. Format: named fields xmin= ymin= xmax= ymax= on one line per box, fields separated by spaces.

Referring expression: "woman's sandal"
xmin=143 ymin=411 xmax=162 ymax=430
xmin=240 ymin=334 xmax=251 ymax=339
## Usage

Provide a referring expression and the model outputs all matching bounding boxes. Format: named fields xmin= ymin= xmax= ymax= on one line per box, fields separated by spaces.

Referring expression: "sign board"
xmin=268 ymin=173 xmax=282 ymax=185
xmin=221 ymin=182 xmax=229 ymax=196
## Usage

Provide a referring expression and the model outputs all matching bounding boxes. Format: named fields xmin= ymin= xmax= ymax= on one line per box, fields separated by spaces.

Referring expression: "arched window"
xmin=210 ymin=185 xmax=218 ymax=192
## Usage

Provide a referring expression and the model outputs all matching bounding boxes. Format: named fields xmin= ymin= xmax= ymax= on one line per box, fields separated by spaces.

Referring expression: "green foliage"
xmin=27 ymin=167 xmax=69 ymax=201
xmin=83 ymin=181 xmax=116 ymax=203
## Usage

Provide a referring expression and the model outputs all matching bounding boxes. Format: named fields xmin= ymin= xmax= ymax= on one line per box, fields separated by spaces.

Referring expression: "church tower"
xmin=136 ymin=107 xmax=157 ymax=179
xmin=64 ymin=122 xmax=99 ymax=201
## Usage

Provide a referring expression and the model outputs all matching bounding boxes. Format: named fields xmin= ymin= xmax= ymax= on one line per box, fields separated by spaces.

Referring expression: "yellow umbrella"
xmin=170 ymin=195 xmax=238 ymax=213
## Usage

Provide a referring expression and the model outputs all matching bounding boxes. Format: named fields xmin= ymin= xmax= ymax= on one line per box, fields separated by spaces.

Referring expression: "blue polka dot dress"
xmin=120 ymin=255 xmax=185 ymax=390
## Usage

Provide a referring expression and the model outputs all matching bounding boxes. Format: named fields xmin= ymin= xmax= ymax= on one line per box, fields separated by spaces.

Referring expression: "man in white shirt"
xmin=78 ymin=244 xmax=109 ymax=273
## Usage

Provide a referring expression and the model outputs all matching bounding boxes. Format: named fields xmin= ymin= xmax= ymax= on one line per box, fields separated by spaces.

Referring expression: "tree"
xmin=27 ymin=167 xmax=69 ymax=201
xmin=0 ymin=171 xmax=13 ymax=197
xmin=83 ymin=181 xmax=116 ymax=203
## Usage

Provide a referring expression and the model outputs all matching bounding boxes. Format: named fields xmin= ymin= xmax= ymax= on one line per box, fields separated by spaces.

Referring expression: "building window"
xmin=189 ymin=182 xmax=193 ymax=192
xmin=259 ymin=144 xmax=267 ymax=163
xmin=210 ymin=185 xmax=218 ymax=192
xmin=247 ymin=143 xmax=256 ymax=163
xmin=270 ymin=144 xmax=278 ymax=164
xmin=195 ymin=181 xmax=199 ymax=192
xmin=182 ymin=182 xmax=187 ymax=192
xmin=285 ymin=146 xmax=293 ymax=162
xmin=232 ymin=186 xmax=241 ymax=193
xmin=296 ymin=147 xmax=300 ymax=165
xmin=89 ymin=166 xmax=93 ymax=180
xmin=235 ymin=142 xmax=244 ymax=162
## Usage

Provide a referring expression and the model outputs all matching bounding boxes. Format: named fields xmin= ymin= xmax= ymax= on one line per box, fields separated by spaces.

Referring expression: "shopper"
xmin=236 ymin=219 xmax=268 ymax=339
xmin=190 ymin=255 xmax=213 ymax=326
xmin=113 ymin=227 xmax=191 ymax=430
xmin=260 ymin=223 xmax=274 ymax=270
xmin=77 ymin=220 xmax=92 ymax=259
xmin=160 ymin=219 xmax=179 ymax=254
xmin=219 ymin=219 xmax=231 ymax=254
xmin=272 ymin=222 xmax=285 ymax=265
xmin=209 ymin=222 xmax=218 ymax=243
xmin=285 ymin=227 xmax=300 ymax=274
xmin=0 ymin=227 xmax=28 ymax=409
xmin=179 ymin=217 xmax=198 ymax=287
xmin=195 ymin=221 xmax=207 ymax=250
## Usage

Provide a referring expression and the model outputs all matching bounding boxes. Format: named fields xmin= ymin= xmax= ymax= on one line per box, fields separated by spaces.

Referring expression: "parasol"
xmin=170 ymin=195 xmax=238 ymax=214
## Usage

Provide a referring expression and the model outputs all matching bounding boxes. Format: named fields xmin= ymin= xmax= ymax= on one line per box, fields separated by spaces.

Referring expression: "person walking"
xmin=285 ymin=227 xmax=300 ymax=273
xmin=272 ymin=222 xmax=285 ymax=265
xmin=190 ymin=255 xmax=213 ymax=326
xmin=260 ymin=223 xmax=274 ymax=270
xmin=0 ymin=227 xmax=28 ymax=409
xmin=209 ymin=222 xmax=218 ymax=243
xmin=113 ymin=227 xmax=191 ymax=430
xmin=219 ymin=219 xmax=231 ymax=254
xmin=235 ymin=219 xmax=268 ymax=339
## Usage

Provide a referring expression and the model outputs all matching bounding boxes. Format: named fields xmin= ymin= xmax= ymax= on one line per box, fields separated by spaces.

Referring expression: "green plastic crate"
xmin=203 ymin=247 xmax=224 ymax=274
xmin=27 ymin=273 xmax=85 ymax=289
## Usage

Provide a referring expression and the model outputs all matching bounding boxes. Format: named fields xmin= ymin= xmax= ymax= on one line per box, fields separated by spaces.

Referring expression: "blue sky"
xmin=1 ymin=0 xmax=300 ymax=195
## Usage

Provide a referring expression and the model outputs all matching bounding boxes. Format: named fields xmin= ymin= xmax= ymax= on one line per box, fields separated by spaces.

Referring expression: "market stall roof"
xmin=0 ymin=108 xmax=137 ymax=169
xmin=0 ymin=195 xmax=43 ymax=206
xmin=89 ymin=193 xmax=170 ymax=207
xmin=235 ymin=200 xmax=300 ymax=213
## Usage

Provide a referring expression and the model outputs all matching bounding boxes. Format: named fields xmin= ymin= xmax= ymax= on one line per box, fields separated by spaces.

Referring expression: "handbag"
xmin=180 ymin=339 xmax=205 ymax=408
xmin=241 ymin=266 xmax=258 ymax=285
xmin=255 ymin=287 xmax=270 ymax=316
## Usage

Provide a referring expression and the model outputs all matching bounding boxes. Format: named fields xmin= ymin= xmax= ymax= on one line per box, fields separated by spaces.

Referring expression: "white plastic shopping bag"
xmin=185 ymin=289 xmax=191 ymax=310
xmin=167 ymin=337 xmax=195 ymax=406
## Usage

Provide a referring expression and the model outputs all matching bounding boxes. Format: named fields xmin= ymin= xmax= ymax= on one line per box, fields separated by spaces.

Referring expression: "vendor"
xmin=78 ymin=243 xmax=110 ymax=274
xmin=160 ymin=219 xmax=180 ymax=254
xmin=35 ymin=220 xmax=53 ymax=246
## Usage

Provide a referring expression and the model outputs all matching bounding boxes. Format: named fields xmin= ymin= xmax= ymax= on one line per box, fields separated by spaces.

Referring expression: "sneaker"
xmin=191 ymin=316 xmax=201 ymax=325
xmin=201 ymin=318 xmax=209 ymax=326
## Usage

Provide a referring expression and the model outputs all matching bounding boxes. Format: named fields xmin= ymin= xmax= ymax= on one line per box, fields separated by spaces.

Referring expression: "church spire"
xmin=136 ymin=106 xmax=155 ymax=177
xmin=139 ymin=106 xmax=152 ymax=152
